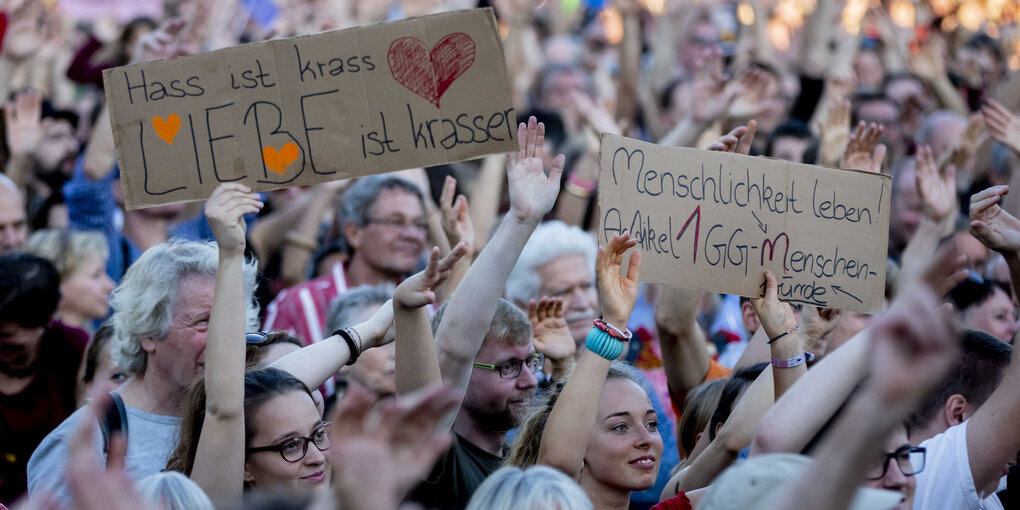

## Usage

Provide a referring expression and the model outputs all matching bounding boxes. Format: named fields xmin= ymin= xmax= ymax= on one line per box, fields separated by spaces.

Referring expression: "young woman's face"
xmin=60 ymin=257 xmax=114 ymax=321
xmin=860 ymin=427 xmax=916 ymax=510
xmin=244 ymin=391 xmax=331 ymax=489
xmin=582 ymin=378 xmax=663 ymax=492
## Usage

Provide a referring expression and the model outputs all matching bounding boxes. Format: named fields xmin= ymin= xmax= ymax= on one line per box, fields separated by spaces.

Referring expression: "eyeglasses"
xmin=246 ymin=422 xmax=331 ymax=462
xmin=473 ymin=353 xmax=544 ymax=379
xmin=365 ymin=217 xmax=429 ymax=233
xmin=246 ymin=331 xmax=284 ymax=345
xmin=864 ymin=446 xmax=926 ymax=480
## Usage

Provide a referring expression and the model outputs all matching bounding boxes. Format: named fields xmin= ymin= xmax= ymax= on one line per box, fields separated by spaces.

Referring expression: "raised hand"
xmin=529 ymin=297 xmax=575 ymax=362
xmin=205 ymin=183 xmax=263 ymax=256
xmin=840 ymin=121 xmax=886 ymax=173
xmin=982 ymin=99 xmax=1020 ymax=155
xmin=569 ymin=89 xmax=622 ymax=137
xmin=725 ymin=67 xmax=773 ymax=121
xmin=970 ymin=185 xmax=1020 ymax=258
xmin=438 ymin=177 xmax=474 ymax=257
xmin=914 ymin=145 xmax=957 ymax=223
xmin=596 ymin=233 xmax=641 ymax=329
xmin=507 ymin=116 xmax=566 ymax=223
xmin=908 ymin=34 xmax=948 ymax=84
xmin=394 ymin=243 xmax=468 ymax=310
xmin=750 ymin=271 xmax=797 ymax=339
xmin=130 ymin=17 xmax=187 ymax=65
xmin=654 ymin=286 xmax=702 ymax=334
xmin=815 ymin=98 xmax=851 ymax=168
xmin=707 ymin=120 xmax=757 ymax=155
xmin=800 ymin=306 xmax=841 ymax=352
xmin=868 ymin=278 xmax=958 ymax=408
xmin=330 ymin=384 xmax=459 ymax=510
xmin=4 ymin=90 xmax=43 ymax=158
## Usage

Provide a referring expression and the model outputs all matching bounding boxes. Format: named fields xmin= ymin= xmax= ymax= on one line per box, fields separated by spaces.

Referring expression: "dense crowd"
xmin=2 ymin=0 xmax=1020 ymax=509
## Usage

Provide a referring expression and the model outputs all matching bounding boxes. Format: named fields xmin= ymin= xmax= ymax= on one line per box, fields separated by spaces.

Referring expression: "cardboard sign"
xmin=598 ymin=134 xmax=891 ymax=312
xmin=103 ymin=8 xmax=517 ymax=210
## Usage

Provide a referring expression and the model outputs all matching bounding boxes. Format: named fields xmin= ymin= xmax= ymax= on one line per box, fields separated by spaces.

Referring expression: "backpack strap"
xmin=99 ymin=391 xmax=129 ymax=454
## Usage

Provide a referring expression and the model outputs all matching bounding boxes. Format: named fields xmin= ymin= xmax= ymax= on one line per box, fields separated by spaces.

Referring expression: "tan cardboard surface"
xmin=598 ymin=134 xmax=891 ymax=312
xmin=104 ymin=8 xmax=517 ymax=209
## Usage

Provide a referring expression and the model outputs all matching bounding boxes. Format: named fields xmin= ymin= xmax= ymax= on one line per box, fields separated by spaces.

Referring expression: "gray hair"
xmin=431 ymin=298 xmax=532 ymax=348
xmin=466 ymin=466 xmax=593 ymax=510
xmin=339 ymin=175 xmax=424 ymax=228
xmin=137 ymin=472 xmax=214 ymax=510
xmin=0 ymin=173 xmax=19 ymax=195
xmin=325 ymin=283 xmax=394 ymax=333
xmin=110 ymin=239 xmax=259 ymax=374
xmin=506 ymin=221 xmax=597 ymax=305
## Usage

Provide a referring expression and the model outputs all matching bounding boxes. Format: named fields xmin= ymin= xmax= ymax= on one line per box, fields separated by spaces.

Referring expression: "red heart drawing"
xmin=388 ymin=33 xmax=476 ymax=108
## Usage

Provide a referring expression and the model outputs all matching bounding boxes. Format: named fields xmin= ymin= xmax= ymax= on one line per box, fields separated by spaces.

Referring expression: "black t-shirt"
xmin=405 ymin=433 xmax=503 ymax=510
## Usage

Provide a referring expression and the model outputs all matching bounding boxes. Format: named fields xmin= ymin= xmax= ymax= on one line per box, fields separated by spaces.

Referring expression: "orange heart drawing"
xmin=262 ymin=143 xmax=300 ymax=175
xmin=152 ymin=114 xmax=181 ymax=145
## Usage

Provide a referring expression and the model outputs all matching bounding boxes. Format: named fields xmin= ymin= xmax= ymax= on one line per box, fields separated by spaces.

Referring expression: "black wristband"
xmin=332 ymin=328 xmax=360 ymax=366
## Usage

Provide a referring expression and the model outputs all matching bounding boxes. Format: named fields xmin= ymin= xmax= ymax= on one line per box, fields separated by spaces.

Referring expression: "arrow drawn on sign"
xmin=751 ymin=210 xmax=767 ymax=234
xmin=830 ymin=285 xmax=864 ymax=304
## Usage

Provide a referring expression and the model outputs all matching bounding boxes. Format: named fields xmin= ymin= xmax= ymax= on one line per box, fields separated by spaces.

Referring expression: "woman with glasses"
xmin=505 ymin=233 xmax=664 ymax=510
xmin=164 ymin=184 xmax=394 ymax=504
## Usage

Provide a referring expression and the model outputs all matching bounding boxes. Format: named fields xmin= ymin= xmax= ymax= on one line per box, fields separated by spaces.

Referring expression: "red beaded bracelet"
xmin=593 ymin=318 xmax=632 ymax=340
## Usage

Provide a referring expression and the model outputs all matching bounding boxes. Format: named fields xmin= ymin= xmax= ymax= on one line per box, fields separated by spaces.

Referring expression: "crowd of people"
xmin=2 ymin=0 xmax=1020 ymax=509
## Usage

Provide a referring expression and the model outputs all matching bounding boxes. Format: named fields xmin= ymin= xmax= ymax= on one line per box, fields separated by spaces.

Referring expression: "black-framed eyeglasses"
xmin=473 ymin=353 xmax=544 ymax=379
xmin=246 ymin=422 xmax=331 ymax=462
xmin=864 ymin=446 xmax=926 ymax=480
xmin=365 ymin=217 xmax=429 ymax=232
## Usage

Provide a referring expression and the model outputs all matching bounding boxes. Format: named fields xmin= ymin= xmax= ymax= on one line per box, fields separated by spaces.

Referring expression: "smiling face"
xmin=536 ymin=254 xmax=598 ymax=345
xmin=244 ymin=390 xmax=330 ymax=489
xmin=582 ymin=378 xmax=663 ymax=493
xmin=141 ymin=275 xmax=214 ymax=389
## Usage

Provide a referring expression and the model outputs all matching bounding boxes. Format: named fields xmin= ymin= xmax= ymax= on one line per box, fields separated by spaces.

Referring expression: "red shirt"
xmin=264 ymin=263 xmax=350 ymax=345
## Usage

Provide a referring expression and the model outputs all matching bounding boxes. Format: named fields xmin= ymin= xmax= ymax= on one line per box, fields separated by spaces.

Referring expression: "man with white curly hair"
xmin=26 ymin=239 xmax=259 ymax=507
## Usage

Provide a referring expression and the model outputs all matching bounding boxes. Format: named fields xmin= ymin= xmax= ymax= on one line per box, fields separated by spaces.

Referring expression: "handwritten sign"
xmin=598 ymin=134 xmax=891 ymax=312
xmin=103 ymin=8 xmax=517 ymax=210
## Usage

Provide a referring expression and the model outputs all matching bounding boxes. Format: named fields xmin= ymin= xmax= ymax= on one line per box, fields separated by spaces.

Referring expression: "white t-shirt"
xmin=913 ymin=421 xmax=1004 ymax=510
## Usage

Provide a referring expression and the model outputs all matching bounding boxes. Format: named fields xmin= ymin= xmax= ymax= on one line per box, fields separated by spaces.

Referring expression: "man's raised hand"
xmin=205 ymin=183 xmax=263 ymax=256
xmin=530 ymin=297 xmax=575 ymax=363
xmin=970 ymin=185 xmax=1020 ymax=258
xmin=507 ymin=116 xmax=566 ymax=223
xmin=394 ymin=242 xmax=469 ymax=310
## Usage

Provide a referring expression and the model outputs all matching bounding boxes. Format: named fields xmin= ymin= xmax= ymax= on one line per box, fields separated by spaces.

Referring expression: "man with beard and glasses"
xmin=402 ymin=117 xmax=562 ymax=510
xmin=0 ymin=253 xmax=88 ymax=505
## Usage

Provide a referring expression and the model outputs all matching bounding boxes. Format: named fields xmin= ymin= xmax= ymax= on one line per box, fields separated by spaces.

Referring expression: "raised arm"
xmin=655 ymin=286 xmax=711 ymax=405
xmin=772 ymin=274 xmax=959 ymax=510
xmin=394 ymin=243 xmax=468 ymax=394
xmin=189 ymin=184 xmax=263 ymax=504
xmin=436 ymin=176 xmax=475 ymax=303
xmin=433 ymin=116 xmax=564 ymax=400
xmin=529 ymin=297 xmax=577 ymax=381
xmin=966 ymin=185 xmax=1020 ymax=494
xmin=537 ymin=233 xmax=641 ymax=477
xmin=269 ymin=303 xmax=393 ymax=391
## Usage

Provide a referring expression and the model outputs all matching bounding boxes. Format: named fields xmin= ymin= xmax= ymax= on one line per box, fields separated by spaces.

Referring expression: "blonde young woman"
xmin=508 ymin=233 xmax=665 ymax=510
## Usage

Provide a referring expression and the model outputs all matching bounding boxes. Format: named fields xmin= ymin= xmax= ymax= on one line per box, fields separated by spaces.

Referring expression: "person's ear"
xmin=243 ymin=461 xmax=256 ymax=485
xmin=140 ymin=335 xmax=158 ymax=355
xmin=112 ymin=179 xmax=125 ymax=208
xmin=694 ymin=431 xmax=704 ymax=445
xmin=944 ymin=394 xmax=968 ymax=426
xmin=344 ymin=221 xmax=364 ymax=251
xmin=714 ymin=421 xmax=724 ymax=437
xmin=741 ymin=301 xmax=760 ymax=333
